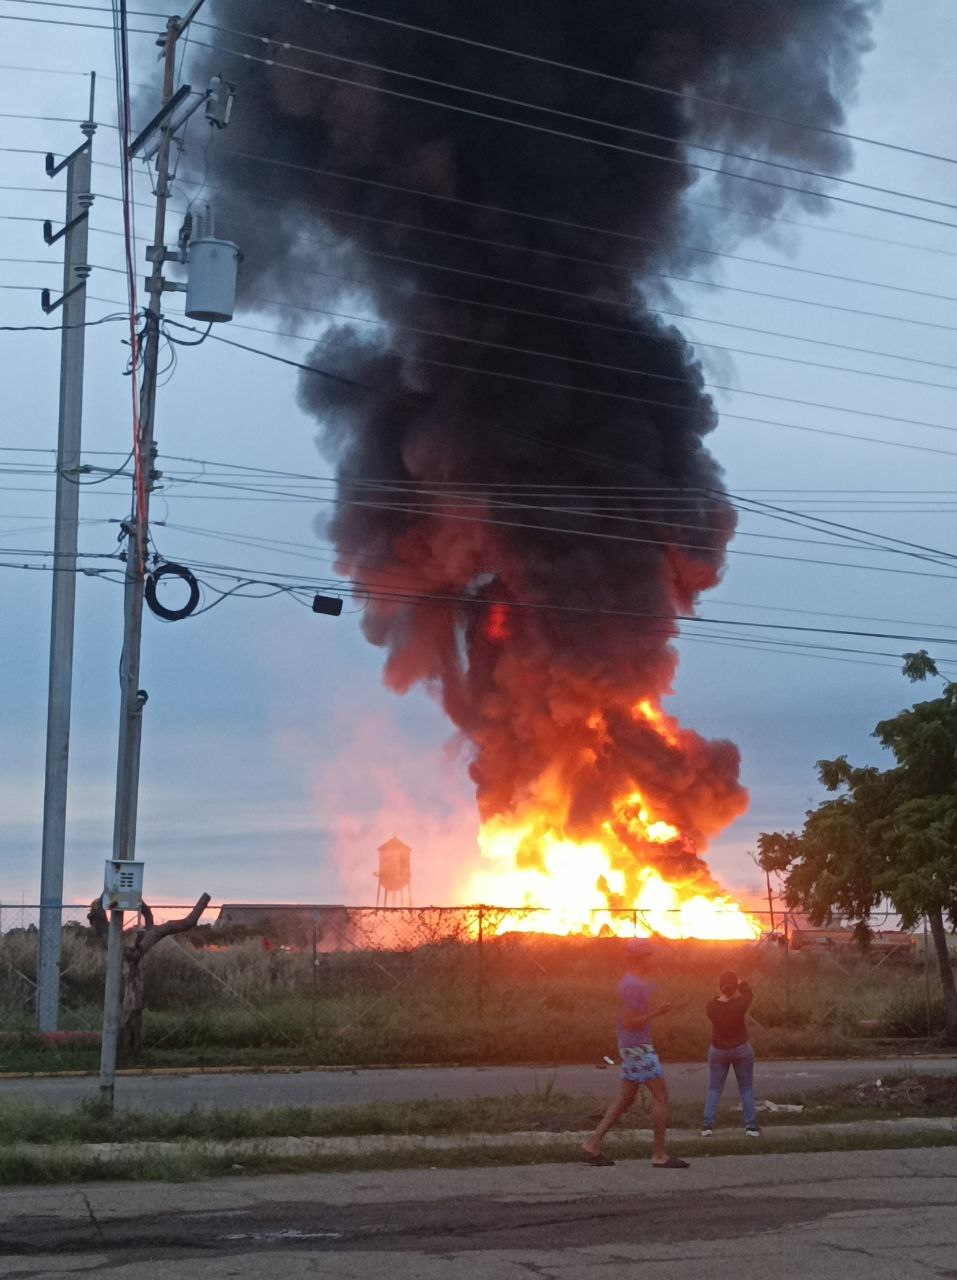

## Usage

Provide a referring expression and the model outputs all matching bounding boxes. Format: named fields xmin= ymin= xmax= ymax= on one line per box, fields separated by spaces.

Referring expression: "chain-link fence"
xmin=2 ymin=900 xmax=941 ymax=1066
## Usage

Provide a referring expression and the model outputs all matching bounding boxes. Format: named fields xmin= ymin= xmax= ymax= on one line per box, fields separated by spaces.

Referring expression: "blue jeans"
xmin=703 ymin=1042 xmax=756 ymax=1129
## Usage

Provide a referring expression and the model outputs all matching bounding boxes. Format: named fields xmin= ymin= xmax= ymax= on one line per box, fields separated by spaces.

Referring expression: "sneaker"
xmin=700 ymin=1127 xmax=714 ymax=1137
xmin=745 ymin=1127 xmax=761 ymax=1138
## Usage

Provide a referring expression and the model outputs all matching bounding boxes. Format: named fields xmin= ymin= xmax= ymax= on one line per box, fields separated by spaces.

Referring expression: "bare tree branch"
xmin=87 ymin=897 xmax=109 ymax=947
xmin=140 ymin=900 xmax=155 ymax=931
xmin=139 ymin=893 xmax=211 ymax=956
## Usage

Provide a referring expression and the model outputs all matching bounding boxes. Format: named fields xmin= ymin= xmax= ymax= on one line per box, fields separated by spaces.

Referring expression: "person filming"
xmin=701 ymin=971 xmax=760 ymax=1138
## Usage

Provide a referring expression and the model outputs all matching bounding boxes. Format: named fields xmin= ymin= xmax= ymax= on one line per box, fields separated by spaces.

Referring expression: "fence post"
xmin=923 ymin=916 xmax=932 ymax=1037
xmin=477 ymin=905 xmax=484 ymax=1021
xmin=784 ymin=912 xmax=791 ymax=1022
xmin=311 ymin=911 xmax=319 ymax=1046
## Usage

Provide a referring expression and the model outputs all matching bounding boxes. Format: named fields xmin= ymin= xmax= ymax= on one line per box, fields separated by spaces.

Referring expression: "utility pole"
xmin=99 ymin=7 xmax=200 ymax=1102
xmin=35 ymin=78 xmax=96 ymax=1033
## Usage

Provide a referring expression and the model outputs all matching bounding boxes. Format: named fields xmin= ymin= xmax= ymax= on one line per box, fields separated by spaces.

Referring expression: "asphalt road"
xmin=2 ymin=1055 xmax=954 ymax=1112
xmin=1 ymin=1146 xmax=954 ymax=1277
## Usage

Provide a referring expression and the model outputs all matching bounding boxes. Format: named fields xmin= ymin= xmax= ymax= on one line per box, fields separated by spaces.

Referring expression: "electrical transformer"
xmin=185 ymin=237 xmax=240 ymax=323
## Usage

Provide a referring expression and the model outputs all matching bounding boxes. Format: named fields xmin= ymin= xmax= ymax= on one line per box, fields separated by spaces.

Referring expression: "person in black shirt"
xmin=701 ymin=970 xmax=759 ymax=1137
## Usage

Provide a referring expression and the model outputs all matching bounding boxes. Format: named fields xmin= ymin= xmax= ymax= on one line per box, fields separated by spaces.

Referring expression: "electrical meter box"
xmin=102 ymin=860 xmax=144 ymax=912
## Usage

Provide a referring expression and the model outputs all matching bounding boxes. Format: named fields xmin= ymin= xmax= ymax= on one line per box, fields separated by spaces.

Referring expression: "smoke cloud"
xmin=186 ymin=0 xmax=876 ymax=892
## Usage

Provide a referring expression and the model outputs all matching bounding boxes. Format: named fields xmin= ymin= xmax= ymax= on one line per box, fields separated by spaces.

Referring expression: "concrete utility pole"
xmin=99 ymin=6 xmax=206 ymax=1102
xmin=35 ymin=78 xmax=96 ymax=1033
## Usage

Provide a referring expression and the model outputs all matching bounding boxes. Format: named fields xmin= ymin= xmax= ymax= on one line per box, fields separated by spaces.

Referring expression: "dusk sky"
xmin=2 ymin=0 xmax=957 ymax=917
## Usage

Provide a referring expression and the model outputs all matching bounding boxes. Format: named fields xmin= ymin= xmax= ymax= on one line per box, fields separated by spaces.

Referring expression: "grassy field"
xmin=0 ymin=927 xmax=948 ymax=1071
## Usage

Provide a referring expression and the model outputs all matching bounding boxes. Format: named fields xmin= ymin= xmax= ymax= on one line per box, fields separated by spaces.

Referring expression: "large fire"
xmin=196 ymin=0 xmax=873 ymax=952
xmin=465 ymin=697 xmax=760 ymax=941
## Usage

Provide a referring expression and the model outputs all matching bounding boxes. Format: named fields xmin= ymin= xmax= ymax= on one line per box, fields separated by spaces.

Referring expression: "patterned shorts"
xmin=620 ymin=1044 xmax=664 ymax=1084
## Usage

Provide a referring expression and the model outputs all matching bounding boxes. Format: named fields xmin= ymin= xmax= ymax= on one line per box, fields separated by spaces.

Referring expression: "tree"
xmin=758 ymin=653 xmax=957 ymax=1043
xmin=87 ymin=894 xmax=211 ymax=1062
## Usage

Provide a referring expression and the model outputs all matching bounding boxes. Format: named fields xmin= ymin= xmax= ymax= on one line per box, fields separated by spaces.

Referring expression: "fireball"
xmin=464 ymin=697 xmax=759 ymax=941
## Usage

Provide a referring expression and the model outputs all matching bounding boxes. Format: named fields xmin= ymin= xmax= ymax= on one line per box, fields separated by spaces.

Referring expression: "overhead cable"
xmin=184 ymin=36 xmax=957 ymax=230
xmin=182 ymin=19 xmax=957 ymax=215
xmin=303 ymin=0 xmax=957 ymax=169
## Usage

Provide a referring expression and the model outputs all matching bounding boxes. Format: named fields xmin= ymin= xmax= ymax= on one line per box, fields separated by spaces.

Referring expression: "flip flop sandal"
xmin=652 ymin=1156 xmax=690 ymax=1169
xmin=581 ymin=1152 xmax=616 ymax=1166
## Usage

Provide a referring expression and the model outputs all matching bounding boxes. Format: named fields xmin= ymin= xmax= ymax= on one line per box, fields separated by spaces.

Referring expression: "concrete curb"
xmin=8 ymin=1115 xmax=957 ymax=1168
xmin=3 ymin=1052 xmax=955 ymax=1081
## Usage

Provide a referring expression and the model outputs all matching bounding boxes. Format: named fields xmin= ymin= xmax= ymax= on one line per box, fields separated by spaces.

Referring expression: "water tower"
xmin=375 ymin=836 xmax=412 ymax=908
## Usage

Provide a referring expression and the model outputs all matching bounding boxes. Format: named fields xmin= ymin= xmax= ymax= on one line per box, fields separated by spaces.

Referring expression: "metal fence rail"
xmin=0 ymin=900 xmax=932 ymax=1062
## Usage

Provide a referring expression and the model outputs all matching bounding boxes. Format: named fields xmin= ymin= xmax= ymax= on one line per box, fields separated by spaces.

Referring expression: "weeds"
xmin=1 ymin=1074 xmax=953 ymax=1148
xmin=1 ymin=930 xmax=949 ymax=1071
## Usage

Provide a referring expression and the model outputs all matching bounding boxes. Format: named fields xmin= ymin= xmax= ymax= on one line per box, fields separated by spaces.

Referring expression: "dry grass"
xmin=0 ymin=927 xmax=947 ymax=1071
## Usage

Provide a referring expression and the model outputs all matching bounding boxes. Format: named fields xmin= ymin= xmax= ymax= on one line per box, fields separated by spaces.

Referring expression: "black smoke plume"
xmin=184 ymin=0 xmax=876 ymax=892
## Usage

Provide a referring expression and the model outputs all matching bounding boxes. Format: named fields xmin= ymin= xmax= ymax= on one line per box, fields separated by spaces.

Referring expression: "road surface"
xmin=1 ymin=1146 xmax=954 ymax=1277
xmin=2 ymin=1055 xmax=953 ymax=1112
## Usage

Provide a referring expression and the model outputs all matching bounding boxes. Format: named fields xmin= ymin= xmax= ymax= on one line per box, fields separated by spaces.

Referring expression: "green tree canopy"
xmin=758 ymin=653 xmax=957 ymax=1041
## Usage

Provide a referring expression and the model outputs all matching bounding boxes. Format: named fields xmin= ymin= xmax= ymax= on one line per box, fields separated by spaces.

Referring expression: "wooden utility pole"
xmin=99 ymin=3 xmax=211 ymax=1104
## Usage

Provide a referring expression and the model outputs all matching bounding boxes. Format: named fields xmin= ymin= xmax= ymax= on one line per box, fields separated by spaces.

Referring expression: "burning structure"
xmin=189 ymin=0 xmax=875 ymax=937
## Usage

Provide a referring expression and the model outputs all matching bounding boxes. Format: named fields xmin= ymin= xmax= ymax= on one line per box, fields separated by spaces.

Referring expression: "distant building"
xmin=214 ymin=904 xmax=360 ymax=952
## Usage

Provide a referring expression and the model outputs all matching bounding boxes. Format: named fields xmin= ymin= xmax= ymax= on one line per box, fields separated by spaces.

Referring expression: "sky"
xmin=1 ymin=0 xmax=957 ymax=917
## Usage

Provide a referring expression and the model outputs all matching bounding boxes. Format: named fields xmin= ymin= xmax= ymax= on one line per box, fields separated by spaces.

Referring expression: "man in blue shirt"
xmin=582 ymin=938 xmax=689 ymax=1168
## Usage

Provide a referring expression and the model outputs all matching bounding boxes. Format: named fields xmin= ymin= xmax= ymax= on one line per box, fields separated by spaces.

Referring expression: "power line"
xmin=198 ymin=298 xmax=957 ymax=435
xmin=186 ymin=320 xmax=957 ymax=463
xmin=0 ymin=313 xmax=125 ymax=332
xmin=7 ymin=56 xmax=955 ymax=261
xmin=156 ymin=483 xmax=911 ymax=559
xmin=222 ymin=299 xmax=957 ymax=395
xmin=306 ymin=0 xmax=957 ymax=170
xmin=225 ymin=260 xmax=957 ymax=377
xmin=4 ymin=0 xmax=169 ymax=16
xmin=12 ymin=429 xmax=933 ymax=578
xmin=148 ymin=553 xmax=957 ymax=653
xmin=0 ymin=256 xmax=127 ymax=276
xmin=0 ymin=112 xmax=118 ymax=127
xmin=15 ymin=157 xmax=957 ymax=362
xmin=187 ymin=317 xmax=957 ymax=445
xmin=0 ymin=550 xmax=926 ymax=669
xmin=185 ymin=20 xmax=957 ymax=217
xmin=15 ymin=0 xmax=955 ymax=184
xmin=154 ymin=464 xmax=957 ymax=582
xmin=355 ymin=245 xmax=957 ymax=336
xmin=159 ymin=516 xmax=957 ymax=634
xmin=155 ymin=488 xmax=957 ymax=581
xmin=85 ymin=164 xmax=957 ymax=357
xmin=0 ymin=12 xmax=156 ymax=34
xmin=185 ymin=35 xmax=957 ymax=230
xmin=163 ymin=152 xmax=957 ymax=331
xmin=9 ymin=78 xmax=954 ymax=262
xmin=249 ymin=192 xmax=957 ymax=307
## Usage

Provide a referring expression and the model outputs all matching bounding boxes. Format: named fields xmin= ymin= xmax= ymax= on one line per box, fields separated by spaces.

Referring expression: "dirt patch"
xmin=820 ymin=1073 xmax=957 ymax=1112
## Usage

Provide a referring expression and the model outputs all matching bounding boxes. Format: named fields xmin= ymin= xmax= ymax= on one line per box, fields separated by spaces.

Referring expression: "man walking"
xmin=581 ymin=938 xmax=689 ymax=1168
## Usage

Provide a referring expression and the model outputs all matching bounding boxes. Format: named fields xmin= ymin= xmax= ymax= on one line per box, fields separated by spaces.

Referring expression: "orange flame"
xmin=485 ymin=602 xmax=510 ymax=642
xmin=635 ymin=698 xmax=681 ymax=748
xmin=463 ymin=699 xmax=759 ymax=941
